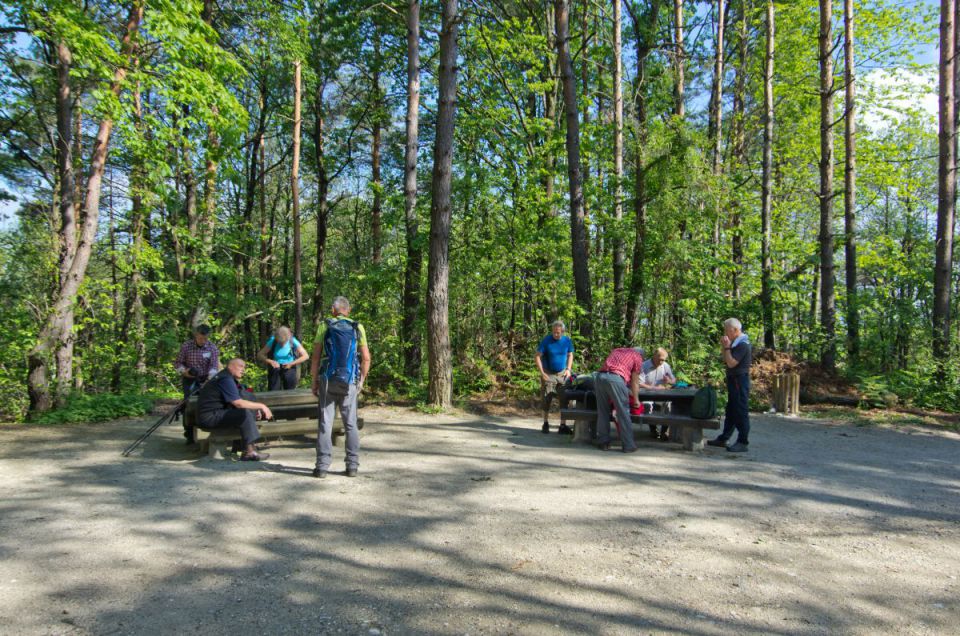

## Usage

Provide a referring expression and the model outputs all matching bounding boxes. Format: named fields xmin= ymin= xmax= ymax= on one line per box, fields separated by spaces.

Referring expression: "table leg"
xmin=681 ymin=427 xmax=704 ymax=451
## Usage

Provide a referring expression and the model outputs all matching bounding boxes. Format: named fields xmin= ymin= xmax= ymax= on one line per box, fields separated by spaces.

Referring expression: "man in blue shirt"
xmin=196 ymin=358 xmax=274 ymax=461
xmin=535 ymin=320 xmax=574 ymax=434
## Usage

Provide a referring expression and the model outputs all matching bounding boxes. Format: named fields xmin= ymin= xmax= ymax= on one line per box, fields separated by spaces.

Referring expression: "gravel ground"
xmin=0 ymin=408 xmax=958 ymax=635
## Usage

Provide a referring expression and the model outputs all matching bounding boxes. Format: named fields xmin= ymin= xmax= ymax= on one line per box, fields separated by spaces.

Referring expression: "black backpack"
xmin=690 ymin=385 xmax=718 ymax=419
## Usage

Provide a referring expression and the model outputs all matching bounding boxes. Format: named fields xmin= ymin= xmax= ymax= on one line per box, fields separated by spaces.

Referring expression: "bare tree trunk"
xmin=934 ymin=0 xmax=956 ymax=363
xmin=126 ymin=75 xmax=147 ymax=381
xmin=426 ymin=0 xmax=459 ymax=408
xmin=760 ymin=0 xmax=775 ymax=349
xmin=819 ymin=0 xmax=837 ymax=369
xmin=312 ymin=81 xmax=329 ymax=318
xmin=402 ymin=0 xmax=423 ymax=377
xmin=371 ymin=37 xmax=383 ymax=265
xmin=730 ymin=0 xmax=747 ymax=300
xmin=612 ymin=0 xmax=625 ymax=328
xmin=292 ymin=61 xmax=304 ymax=337
xmin=708 ymin=0 xmax=726 ymax=263
xmin=843 ymin=0 xmax=859 ymax=361
xmin=556 ymin=0 xmax=593 ymax=346
xmin=202 ymin=0 xmax=218 ymax=257
xmin=28 ymin=1 xmax=143 ymax=414
xmin=673 ymin=0 xmax=685 ymax=118
xmin=623 ymin=0 xmax=660 ymax=343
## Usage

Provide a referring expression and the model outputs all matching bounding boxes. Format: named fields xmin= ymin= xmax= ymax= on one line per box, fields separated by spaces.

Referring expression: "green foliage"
xmin=31 ymin=392 xmax=155 ymax=424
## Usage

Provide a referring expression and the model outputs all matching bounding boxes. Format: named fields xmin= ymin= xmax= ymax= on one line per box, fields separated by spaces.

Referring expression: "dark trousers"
xmin=720 ymin=374 xmax=750 ymax=444
xmin=181 ymin=377 xmax=201 ymax=440
xmin=198 ymin=408 xmax=261 ymax=445
xmin=267 ymin=366 xmax=298 ymax=391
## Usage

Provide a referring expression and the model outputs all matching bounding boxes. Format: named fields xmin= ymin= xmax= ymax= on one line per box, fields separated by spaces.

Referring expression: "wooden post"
xmin=773 ymin=373 xmax=801 ymax=415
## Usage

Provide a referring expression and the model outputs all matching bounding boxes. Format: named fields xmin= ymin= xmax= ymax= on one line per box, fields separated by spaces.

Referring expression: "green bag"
xmin=690 ymin=385 xmax=718 ymax=419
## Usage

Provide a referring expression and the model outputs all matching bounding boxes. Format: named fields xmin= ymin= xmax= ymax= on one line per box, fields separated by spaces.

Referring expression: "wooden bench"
xmin=185 ymin=388 xmax=365 ymax=458
xmin=559 ymin=407 xmax=720 ymax=451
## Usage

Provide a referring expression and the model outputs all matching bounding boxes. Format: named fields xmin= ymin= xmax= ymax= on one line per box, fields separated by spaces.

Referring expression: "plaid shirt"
xmin=600 ymin=348 xmax=644 ymax=385
xmin=174 ymin=340 xmax=220 ymax=379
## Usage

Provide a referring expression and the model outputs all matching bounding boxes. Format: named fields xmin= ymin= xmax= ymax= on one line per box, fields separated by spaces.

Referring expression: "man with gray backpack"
xmin=310 ymin=296 xmax=370 ymax=478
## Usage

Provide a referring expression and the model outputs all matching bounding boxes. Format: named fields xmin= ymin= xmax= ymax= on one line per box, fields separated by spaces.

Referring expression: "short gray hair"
xmin=551 ymin=320 xmax=565 ymax=330
xmin=274 ymin=326 xmax=292 ymax=343
xmin=723 ymin=318 xmax=742 ymax=330
xmin=332 ymin=296 xmax=351 ymax=314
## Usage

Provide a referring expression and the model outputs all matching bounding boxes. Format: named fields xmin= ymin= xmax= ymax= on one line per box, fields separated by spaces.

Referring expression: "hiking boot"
xmin=240 ymin=452 xmax=269 ymax=461
xmin=622 ymin=446 xmax=639 ymax=454
xmin=541 ymin=422 xmax=550 ymax=434
xmin=557 ymin=423 xmax=573 ymax=435
xmin=726 ymin=442 xmax=749 ymax=453
xmin=706 ymin=438 xmax=728 ymax=448
xmin=312 ymin=468 xmax=327 ymax=479
xmin=596 ymin=442 xmax=611 ymax=451
xmin=345 ymin=467 xmax=358 ymax=477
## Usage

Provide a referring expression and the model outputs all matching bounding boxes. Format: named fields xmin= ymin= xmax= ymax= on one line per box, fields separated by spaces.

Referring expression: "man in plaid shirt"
xmin=595 ymin=346 xmax=644 ymax=453
xmin=174 ymin=325 xmax=220 ymax=442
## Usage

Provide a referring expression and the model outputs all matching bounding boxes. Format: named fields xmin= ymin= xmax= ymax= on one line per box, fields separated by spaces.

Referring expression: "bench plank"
xmin=559 ymin=408 xmax=720 ymax=451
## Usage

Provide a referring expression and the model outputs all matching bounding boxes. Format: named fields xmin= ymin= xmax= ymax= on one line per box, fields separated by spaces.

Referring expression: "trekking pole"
xmin=121 ymin=383 xmax=200 ymax=457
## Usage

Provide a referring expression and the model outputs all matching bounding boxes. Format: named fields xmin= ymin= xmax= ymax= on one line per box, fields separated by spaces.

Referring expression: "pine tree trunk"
xmin=27 ymin=1 xmax=143 ymax=414
xmin=292 ymin=60 xmax=304 ymax=338
xmin=371 ymin=37 xmax=383 ymax=265
xmin=312 ymin=81 xmax=329 ymax=318
xmin=843 ymin=0 xmax=859 ymax=361
xmin=708 ymin=0 xmax=726 ymax=264
xmin=402 ymin=0 xmax=423 ymax=377
xmin=673 ymin=0 xmax=685 ymax=118
xmin=760 ymin=0 xmax=776 ymax=349
xmin=426 ymin=0 xmax=459 ymax=408
xmin=819 ymin=0 xmax=837 ymax=369
xmin=730 ymin=0 xmax=747 ymax=300
xmin=612 ymin=0 xmax=625 ymax=327
xmin=623 ymin=0 xmax=660 ymax=343
xmin=555 ymin=0 xmax=593 ymax=347
xmin=934 ymin=0 xmax=956 ymax=363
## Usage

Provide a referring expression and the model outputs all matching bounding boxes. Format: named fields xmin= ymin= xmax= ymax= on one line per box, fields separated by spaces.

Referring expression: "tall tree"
xmin=27 ymin=1 xmax=144 ymax=413
xmin=673 ymin=0 xmax=684 ymax=118
xmin=612 ymin=0 xmax=626 ymax=326
xmin=729 ymin=0 xmax=747 ymax=300
xmin=370 ymin=36 xmax=383 ymax=265
xmin=427 ymin=0 xmax=460 ymax=407
xmin=934 ymin=0 xmax=956 ymax=363
xmin=555 ymin=0 xmax=593 ymax=346
xmin=292 ymin=60 xmax=304 ymax=337
xmin=760 ymin=0 xmax=775 ymax=349
xmin=819 ymin=0 xmax=837 ymax=369
xmin=624 ymin=0 xmax=661 ymax=342
xmin=708 ymin=0 xmax=726 ymax=255
xmin=843 ymin=0 xmax=859 ymax=360
xmin=402 ymin=0 xmax=423 ymax=377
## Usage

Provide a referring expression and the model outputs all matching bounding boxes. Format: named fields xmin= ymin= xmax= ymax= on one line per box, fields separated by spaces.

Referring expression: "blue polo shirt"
xmin=537 ymin=335 xmax=574 ymax=374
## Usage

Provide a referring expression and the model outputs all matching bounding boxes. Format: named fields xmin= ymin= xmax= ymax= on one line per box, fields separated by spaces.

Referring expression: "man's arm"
xmin=174 ymin=342 xmax=189 ymax=375
xmin=720 ymin=337 xmax=740 ymax=368
xmin=310 ymin=342 xmax=324 ymax=395
xmin=229 ymin=398 xmax=273 ymax=420
xmin=563 ymin=351 xmax=573 ymax=378
xmin=630 ymin=370 xmax=641 ymax=404
xmin=359 ymin=345 xmax=371 ymax=382
xmin=535 ymin=352 xmax=548 ymax=379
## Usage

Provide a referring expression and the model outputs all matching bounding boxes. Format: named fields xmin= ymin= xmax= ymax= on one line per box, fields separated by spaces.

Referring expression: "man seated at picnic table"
xmin=196 ymin=358 xmax=274 ymax=462
xmin=639 ymin=347 xmax=676 ymax=440
xmin=594 ymin=346 xmax=644 ymax=453
xmin=535 ymin=320 xmax=574 ymax=434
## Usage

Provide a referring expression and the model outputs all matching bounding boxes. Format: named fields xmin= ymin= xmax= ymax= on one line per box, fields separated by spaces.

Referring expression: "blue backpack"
xmin=321 ymin=318 xmax=360 ymax=396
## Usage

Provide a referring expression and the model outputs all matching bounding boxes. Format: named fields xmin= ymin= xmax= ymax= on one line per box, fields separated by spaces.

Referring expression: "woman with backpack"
xmin=257 ymin=326 xmax=310 ymax=391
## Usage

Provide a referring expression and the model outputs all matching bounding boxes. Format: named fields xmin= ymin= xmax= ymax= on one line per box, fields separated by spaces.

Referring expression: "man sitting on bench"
xmin=640 ymin=347 xmax=675 ymax=440
xmin=196 ymin=358 xmax=274 ymax=461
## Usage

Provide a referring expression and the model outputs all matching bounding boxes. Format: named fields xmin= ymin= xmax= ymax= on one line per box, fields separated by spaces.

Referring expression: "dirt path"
xmin=0 ymin=409 xmax=958 ymax=635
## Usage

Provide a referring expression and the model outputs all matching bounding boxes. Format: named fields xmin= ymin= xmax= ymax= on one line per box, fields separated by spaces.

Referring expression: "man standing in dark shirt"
xmin=708 ymin=318 xmax=752 ymax=453
xmin=197 ymin=358 xmax=274 ymax=461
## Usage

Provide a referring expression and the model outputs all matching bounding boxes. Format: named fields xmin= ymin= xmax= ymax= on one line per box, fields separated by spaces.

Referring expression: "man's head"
xmin=551 ymin=320 xmax=565 ymax=340
xmin=226 ymin=358 xmax=246 ymax=379
xmin=331 ymin=296 xmax=351 ymax=317
xmin=193 ymin=324 xmax=211 ymax=346
xmin=723 ymin=317 xmax=743 ymax=340
xmin=652 ymin=347 xmax=668 ymax=366
xmin=274 ymin=326 xmax=292 ymax=344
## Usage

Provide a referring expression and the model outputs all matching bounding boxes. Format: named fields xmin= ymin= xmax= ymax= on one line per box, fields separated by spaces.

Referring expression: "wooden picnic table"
xmin=560 ymin=385 xmax=720 ymax=451
xmin=184 ymin=388 xmax=364 ymax=458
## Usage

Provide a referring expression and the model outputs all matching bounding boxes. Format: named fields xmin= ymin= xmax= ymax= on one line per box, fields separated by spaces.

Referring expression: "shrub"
xmin=31 ymin=392 xmax=156 ymax=424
